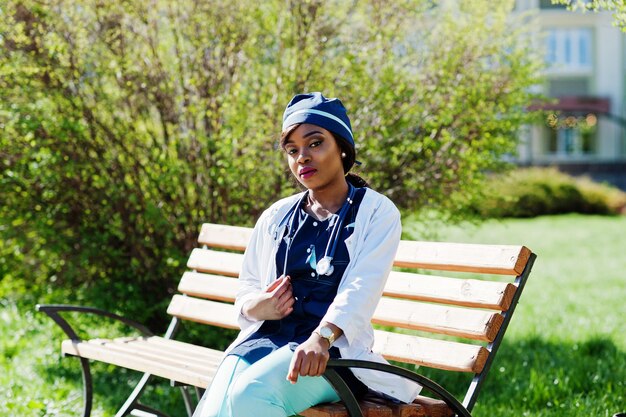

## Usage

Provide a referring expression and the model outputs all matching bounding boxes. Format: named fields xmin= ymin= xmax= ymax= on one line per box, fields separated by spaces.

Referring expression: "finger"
xmin=278 ymin=300 xmax=294 ymax=316
xmin=287 ymin=351 xmax=301 ymax=384
xmin=309 ymin=353 xmax=326 ymax=376
xmin=300 ymin=355 xmax=312 ymax=376
xmin=272 ymin=277 xmax=291 ymax=297
xmin=274 ymin=289 xmax=293 ymax=310
xmin=276 ymin=296 xmax=293 ymax=314
xmin=265 ymin=276 xmax=285 ymax=293
xmin=282 ymin=296 xmax=295 ymax=309
xmin=317 ymin=353 xmax=329 ymax=376
xmin=267 ymin=275 xmax=290 ymax=294
xmin=277 ymin=302 xmax=294 ymax=317
xmin=277 ymin=288 xmax=294 ymax=305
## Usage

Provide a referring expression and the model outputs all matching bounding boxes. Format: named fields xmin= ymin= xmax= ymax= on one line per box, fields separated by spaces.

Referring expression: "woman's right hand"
xmin=242 ymin=275 xmax=294 ymax=321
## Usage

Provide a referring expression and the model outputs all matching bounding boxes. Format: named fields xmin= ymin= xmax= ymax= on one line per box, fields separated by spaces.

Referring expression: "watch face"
xmin=320 ymin=326 xmax=333 ymax=338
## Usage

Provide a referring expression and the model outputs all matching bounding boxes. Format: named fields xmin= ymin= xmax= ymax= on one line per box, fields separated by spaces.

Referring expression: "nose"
xmin=296 ymin=149 xmax=311 ymax=164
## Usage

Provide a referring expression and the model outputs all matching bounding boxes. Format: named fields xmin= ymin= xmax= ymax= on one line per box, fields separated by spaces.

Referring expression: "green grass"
xmin=0 ymin=301 xmax=186 ymax=417
xmin=1 ymin=214 xmax=625 ymax=416
xmin=403 ymin=213 xmax=626 ymax=417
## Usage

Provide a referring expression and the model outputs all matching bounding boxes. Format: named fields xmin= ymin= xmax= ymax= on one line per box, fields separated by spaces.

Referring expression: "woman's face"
xmin=283 ymin=124 xmax=346 ymax=192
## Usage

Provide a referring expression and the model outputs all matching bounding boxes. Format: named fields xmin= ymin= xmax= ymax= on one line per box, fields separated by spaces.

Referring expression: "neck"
xmin=306 ymin=181 xmax=350 ymax=220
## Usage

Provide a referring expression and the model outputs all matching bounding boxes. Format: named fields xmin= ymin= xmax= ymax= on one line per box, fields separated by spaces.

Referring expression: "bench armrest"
xmin=325 ymin=359 xmax=471 ymax=417
xmin=36 ymin=304 xmax=154 ymax=341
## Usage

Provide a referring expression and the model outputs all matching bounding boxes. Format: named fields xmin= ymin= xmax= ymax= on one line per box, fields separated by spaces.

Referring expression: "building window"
xmin=548 ymin=77 xmax=590 ymax=97
xmin=546 ymin=28 xmax=593 ymax=71
xmin=547 ymin=127 xmax=596 ymax=155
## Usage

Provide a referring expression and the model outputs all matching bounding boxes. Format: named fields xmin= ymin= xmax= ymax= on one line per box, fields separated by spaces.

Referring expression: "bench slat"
xmin=374 ymin=298 xmax=503 ymax=342
xmin=300 ymin=395 xmax=454 ymax=417
xmin=385 ymin=271 xmax=516 ymax=311
xmin=186 ymin=249 xmax=242 ymax=277
xmin=178 ymin=270 xmax=515 ymax=312
xmin=97 ymin=337 xmax=218 ymax=366
xmin=140 ymin=335 xmax=227 ymax=357
xmin=178 ymin=272 xmax=240 ymax=302
xmin=395 ymin=241 xmax=531 ymax=275
xmin=361 ymin=395 xmax=454 ymax=417
xmin=167 ymin=295 xmax=239 ymax=329
xmin=61 ymin=337 xmax=220 ymax=388
xmin=300 ymin=401 xmax=392 ymax=417
xmin=196 ymin=223 xmax=531 ymax=275
xmin=372 ymin=330 xmax=488 ymax=373
xmin=198 ymin=223 xmax=251 ymax=251
xmin=76 ymin=338 xmax=218 ymax=369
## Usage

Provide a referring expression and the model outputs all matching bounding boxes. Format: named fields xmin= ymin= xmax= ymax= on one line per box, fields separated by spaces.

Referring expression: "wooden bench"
xmin=38 ymin=222 xmax=536 ymax=417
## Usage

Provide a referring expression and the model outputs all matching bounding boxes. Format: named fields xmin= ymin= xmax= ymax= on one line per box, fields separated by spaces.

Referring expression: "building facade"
xmin=515 ymin=0 xmax=626 ymax=189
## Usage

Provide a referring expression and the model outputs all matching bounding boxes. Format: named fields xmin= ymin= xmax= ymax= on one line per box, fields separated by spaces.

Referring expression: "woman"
xmin=193 ymin=92 xmax=420 ymax=417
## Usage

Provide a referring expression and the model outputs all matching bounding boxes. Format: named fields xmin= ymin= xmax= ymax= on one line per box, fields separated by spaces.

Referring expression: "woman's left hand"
xmin=286 ymin=334 xmax=331 ymax=384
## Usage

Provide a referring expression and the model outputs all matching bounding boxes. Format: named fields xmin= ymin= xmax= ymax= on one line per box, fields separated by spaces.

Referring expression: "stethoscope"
xmin=277 ymin=184 xmax=356 ymax=277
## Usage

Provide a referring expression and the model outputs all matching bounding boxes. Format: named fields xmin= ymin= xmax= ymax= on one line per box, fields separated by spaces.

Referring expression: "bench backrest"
xmin=167 ymin=223 xmax=536 ymax=410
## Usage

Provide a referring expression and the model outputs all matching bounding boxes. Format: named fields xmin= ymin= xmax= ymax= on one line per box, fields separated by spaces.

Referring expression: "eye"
xmin=310 ymin=140 xmax=323 ymax=148
xmin=285 ymin=147 xmax=297 ymax=155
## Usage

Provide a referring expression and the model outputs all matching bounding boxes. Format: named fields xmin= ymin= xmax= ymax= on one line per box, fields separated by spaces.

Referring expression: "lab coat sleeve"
xmin=322 ymin=196 xmax=402 ymax=347
xmin=234 ymin=210 xmax=269 ymax=330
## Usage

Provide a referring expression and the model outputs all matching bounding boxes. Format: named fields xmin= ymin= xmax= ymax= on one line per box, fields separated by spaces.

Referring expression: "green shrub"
xmin=473 ymin=168 xmax=626 ymax=218
xmin=576 ymin=176 xmax=626 ymax=214
xmin=0 ymin=0 xmax=543 ymax=323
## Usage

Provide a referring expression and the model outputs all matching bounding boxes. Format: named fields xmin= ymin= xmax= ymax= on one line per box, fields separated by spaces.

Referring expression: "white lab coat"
xmin=225 ymin=188 xmax=422 ymax=403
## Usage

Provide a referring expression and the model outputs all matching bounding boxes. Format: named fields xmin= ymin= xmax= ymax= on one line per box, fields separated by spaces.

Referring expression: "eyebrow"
xmin=284 ymin=130 xmax=325 ymax=145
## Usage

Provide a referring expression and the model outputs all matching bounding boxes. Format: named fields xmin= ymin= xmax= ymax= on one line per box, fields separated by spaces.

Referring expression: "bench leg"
xmin=115 ymin=373 xmax=153 ymax=417
xmin=78 ymin=357 xmax=94 ymax=417
xmin=180 ymin=386 xmax=195 ymax=417
xmin=194 ymin=387 xmax=205 ymax=403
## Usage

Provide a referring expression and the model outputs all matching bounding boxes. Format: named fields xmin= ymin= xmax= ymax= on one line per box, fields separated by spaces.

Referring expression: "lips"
xmin=299 ymin=167 xmax=317 ymax=179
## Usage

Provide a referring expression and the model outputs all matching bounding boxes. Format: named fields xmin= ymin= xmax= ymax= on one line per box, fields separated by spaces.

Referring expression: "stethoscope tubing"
xmin=280 ymin=185 xmax=355 ymax=277
xmin=321 ymin=185 xmax=355 ymax=269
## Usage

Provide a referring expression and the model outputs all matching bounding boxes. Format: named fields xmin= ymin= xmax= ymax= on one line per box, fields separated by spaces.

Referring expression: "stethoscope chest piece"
xmin=316 ymin=256 xmax=334 ymax=276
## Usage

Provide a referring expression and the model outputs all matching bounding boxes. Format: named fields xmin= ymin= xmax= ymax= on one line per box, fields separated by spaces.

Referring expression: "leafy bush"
xmin=472 ymin=168 xmax=626 ymax=218
xmin=0 ymin=0 xmax=543 ymax=325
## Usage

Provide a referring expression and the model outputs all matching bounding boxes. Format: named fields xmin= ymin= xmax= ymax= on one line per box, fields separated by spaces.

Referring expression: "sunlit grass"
xmin=403 ymin=213 xmax=626 ymax=417
xmin=0 ymin=301 xmax=186 ymax=416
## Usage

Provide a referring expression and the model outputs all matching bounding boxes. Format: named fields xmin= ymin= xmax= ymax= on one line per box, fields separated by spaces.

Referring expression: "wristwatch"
xmin=315 ymin=325 xmax=336 ymax=347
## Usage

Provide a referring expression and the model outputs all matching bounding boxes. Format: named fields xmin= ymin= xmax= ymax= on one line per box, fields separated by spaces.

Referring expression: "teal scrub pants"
xmin=192 ymin=345 xmax=340 ymax=417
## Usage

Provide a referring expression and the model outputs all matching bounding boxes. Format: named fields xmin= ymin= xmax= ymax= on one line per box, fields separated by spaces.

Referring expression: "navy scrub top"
xmin=229 ymin=186 xmax=368 ymax=397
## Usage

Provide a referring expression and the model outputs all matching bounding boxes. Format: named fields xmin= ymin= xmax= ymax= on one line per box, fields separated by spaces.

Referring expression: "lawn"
xmin=1 ymin=214 xmax=624 ymax=416
xmin=403 ymin=213 xmax=626 ymax=417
